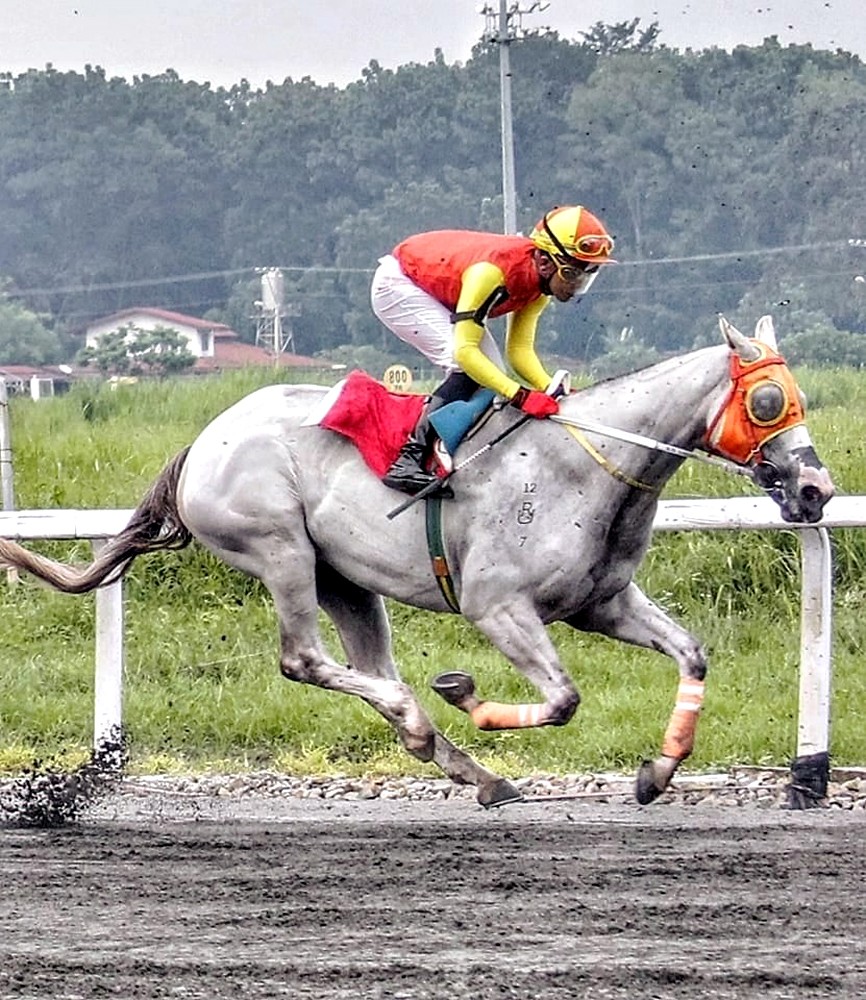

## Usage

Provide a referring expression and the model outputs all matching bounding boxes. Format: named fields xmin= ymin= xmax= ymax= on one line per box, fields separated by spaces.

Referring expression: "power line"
xmin=6 ymin=265 xmax=376 ymax=299
xmin=617 ymin=240 xmax=853 ymax=267
xmin=5 ymin=239 xmax=863 ymax=301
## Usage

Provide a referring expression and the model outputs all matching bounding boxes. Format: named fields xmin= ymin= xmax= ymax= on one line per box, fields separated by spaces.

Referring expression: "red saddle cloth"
xmin=318 ymin=369 xmax=426 ymax=478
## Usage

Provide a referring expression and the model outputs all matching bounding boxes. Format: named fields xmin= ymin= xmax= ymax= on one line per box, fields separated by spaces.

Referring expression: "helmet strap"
xmin=542 ymin=212 xmax=572 ymax=259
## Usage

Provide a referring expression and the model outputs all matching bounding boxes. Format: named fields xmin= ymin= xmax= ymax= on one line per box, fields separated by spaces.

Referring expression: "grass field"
xmin=0 ymin=365 xmax=864 ymax=777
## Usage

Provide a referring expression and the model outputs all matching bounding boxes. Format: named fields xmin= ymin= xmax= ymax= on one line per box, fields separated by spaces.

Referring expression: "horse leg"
xmin=565 ymin=581 xmax=708 ymax=805
xmin=437 ymin=596 xmax=580 ymax=731
xmin=314 ymin=562 xmax=432 ymax=759
xmin=315 ymin=563 xmax=521 ymax=807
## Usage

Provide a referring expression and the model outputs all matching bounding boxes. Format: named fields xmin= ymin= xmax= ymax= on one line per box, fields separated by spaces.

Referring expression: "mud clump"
xmin=0 ymin=737 xmax=125 ymax=828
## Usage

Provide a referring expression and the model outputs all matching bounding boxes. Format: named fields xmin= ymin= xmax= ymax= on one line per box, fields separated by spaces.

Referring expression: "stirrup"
xmin=432 ymin=438 xmax=453 ymax=475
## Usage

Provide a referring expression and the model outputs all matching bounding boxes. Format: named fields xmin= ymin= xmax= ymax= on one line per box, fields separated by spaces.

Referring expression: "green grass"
xmin=1 ymin=367 xmax=864 ymax=777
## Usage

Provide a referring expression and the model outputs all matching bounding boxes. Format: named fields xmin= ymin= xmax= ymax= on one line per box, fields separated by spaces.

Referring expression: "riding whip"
xmin=385 ymin=411 xmax=533 ymax=519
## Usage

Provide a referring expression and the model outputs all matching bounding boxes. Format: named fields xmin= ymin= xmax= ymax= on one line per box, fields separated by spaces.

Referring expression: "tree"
xmin=0 ymin=66 xmax=234 ymax=327
xmin=77 ymin=324 xmax=195 ymax=377
xmin=0 ymin=294 xmax=62 ymax=364
xmin=580 ymin=18 xmax=660 ymax=55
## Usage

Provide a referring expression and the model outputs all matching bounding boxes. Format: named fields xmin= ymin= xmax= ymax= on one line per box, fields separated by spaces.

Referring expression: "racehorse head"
xmin=705 ymin=315 xmax=834 ymax=523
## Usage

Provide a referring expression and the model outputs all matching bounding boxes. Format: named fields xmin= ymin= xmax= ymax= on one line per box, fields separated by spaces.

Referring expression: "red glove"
xmin=510 ymin=386 xmax=559 ymax=418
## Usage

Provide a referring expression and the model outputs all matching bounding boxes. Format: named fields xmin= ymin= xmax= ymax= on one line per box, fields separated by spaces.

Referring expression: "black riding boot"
xmin=383 ymin=400 xmax=450 ymax=496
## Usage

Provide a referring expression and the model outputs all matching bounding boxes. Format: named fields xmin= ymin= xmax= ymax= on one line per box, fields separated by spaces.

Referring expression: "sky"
xmin=1 ymin=0 xmax=864 ymax=90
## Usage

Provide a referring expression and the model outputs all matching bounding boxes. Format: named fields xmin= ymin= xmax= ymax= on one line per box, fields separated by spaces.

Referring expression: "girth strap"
xmin=425 ymin=496 xmax=461 ymax=613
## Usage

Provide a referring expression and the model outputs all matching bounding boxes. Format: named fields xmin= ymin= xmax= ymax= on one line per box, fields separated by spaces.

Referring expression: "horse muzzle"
xmin=755 ymin=457 xmax=835 ymax=524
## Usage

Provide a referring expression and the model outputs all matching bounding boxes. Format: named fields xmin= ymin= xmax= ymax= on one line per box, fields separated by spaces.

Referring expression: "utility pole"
xmin=481 ymin=1 xmax=548 ymax=234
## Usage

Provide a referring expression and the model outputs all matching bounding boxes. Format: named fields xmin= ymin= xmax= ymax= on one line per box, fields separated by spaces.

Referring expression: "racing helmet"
xmin=529 ymin=206 xmax=616 ymax=264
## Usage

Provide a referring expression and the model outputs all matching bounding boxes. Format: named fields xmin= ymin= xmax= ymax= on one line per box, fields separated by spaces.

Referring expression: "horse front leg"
xmin=435 ymin=597 xmax=580 ymax=731
xmin=566 ymin=581 xmax=708 ymax=804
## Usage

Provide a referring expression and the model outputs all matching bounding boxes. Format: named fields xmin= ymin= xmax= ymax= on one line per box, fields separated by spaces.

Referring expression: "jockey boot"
xmin=383 ymin=400 xmax=453 ymax=497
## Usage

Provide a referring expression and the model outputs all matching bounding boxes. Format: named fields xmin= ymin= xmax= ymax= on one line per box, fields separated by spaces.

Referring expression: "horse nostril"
xmin=801 ymin=484 xmax=824 ymax=505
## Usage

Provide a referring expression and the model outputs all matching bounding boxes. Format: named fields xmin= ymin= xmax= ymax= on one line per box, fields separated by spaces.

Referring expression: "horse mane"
xmin=581 ymin=344 xmax=721 ymax=393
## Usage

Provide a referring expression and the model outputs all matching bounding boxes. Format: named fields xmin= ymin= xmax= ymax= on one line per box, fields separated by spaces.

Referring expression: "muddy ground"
xmin=1 ymin=791 xmax=864 ymax=999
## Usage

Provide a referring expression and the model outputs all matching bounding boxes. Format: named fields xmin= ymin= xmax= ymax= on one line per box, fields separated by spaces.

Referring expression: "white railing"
xmin=0 ymin=496 xmax=863 ymax=767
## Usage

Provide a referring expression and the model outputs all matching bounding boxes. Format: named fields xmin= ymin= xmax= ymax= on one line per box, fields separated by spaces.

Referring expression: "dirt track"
xmin=1 ymin=791 xmax=865 ymax=999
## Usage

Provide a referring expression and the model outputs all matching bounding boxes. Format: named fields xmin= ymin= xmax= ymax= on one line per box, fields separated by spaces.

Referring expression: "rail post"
xmin=786 ymin=527 xmax=833 ymax=808
xmin=91 ymin=538 xmax=125 ymax=762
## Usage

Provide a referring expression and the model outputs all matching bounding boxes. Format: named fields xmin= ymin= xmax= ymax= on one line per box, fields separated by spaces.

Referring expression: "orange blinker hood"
xmin=704 ymin=341 xmax=805 ymax=465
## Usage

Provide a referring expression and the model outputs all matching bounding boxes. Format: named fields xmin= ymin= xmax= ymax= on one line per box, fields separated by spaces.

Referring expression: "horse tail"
xmin=0 ymin=446 xmax=193 ymax=595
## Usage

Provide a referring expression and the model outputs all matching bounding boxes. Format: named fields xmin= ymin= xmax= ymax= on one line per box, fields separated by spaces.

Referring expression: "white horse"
xmin=0 ymin=317 xmax=834 ymax=806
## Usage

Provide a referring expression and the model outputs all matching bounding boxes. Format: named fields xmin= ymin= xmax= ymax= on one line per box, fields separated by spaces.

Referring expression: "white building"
xmin=83 ymin=306 xmax=327 ymax=373
xmin=83 ymin=307 xmax=237 ymax=360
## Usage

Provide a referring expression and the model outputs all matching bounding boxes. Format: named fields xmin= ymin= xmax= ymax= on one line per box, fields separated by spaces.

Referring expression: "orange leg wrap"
xmin=661 ymin=679 xmax=705 ymax=760
xmin=470 ymin=701 xmax=546 ymax=731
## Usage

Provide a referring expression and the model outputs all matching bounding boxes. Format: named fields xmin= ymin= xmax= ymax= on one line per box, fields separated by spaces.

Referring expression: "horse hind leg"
xmin=314 ymin=562 xmax=434 ymax=760
xmin=315 ymin=563 xmax=520 ymax=808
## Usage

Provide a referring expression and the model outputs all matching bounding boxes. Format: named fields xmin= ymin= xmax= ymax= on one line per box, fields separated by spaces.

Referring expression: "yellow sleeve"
xmin=505 ymin=296 xmax=552 ymax=391
xmin=451 ymin=261 xmax=522 ymax=399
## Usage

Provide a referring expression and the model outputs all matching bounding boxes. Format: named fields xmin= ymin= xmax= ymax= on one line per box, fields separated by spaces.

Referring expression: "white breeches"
xmin=370 ymin=254 xmax=505 ymax=374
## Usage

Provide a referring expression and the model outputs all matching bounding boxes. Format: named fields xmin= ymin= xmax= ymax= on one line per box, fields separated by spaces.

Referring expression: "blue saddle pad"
xmin=428 ymin=389 xmax=496 ymax=455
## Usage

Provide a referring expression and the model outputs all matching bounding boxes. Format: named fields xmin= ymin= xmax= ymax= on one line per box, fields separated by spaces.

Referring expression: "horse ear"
xmin=753 ymin=315 xmax=779 ymax=351
xmin=719 ymin=314 xmax=761 ymax=362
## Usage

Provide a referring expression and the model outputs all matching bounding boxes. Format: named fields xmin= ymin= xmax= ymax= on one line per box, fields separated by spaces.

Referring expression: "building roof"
xmin=196 ymin=339 xmax=326 ymax=371
xmin=87 ymin=307 xmax=238 ymax=338
xmin=0 ymin=364 xmax=74 ymax=380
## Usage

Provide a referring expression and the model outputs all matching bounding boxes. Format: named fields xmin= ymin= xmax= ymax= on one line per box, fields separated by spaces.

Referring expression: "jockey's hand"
xmin=547 ymin=369 xmax=571 ymax=398
xmin=510 ymin=387 xmax=559 ymax=418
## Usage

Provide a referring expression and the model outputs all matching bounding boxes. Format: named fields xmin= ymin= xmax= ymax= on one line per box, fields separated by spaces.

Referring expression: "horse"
xmin=0 ymin=316 xmax=835 ymax=807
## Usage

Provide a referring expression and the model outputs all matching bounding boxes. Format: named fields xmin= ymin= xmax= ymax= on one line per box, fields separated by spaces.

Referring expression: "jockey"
xmin=370 ymin=205 xmax=615 ymax=496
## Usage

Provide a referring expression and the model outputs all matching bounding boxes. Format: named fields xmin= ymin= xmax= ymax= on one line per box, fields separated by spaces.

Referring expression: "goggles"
xmin=552 ymin=256 xmax=599 ymax=294
xmin=542 ymin=213 xmax=615 ymax=261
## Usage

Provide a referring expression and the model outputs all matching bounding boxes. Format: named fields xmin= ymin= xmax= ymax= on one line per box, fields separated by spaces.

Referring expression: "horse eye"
xmin=747 ymin=382 xmax=786 ymax=424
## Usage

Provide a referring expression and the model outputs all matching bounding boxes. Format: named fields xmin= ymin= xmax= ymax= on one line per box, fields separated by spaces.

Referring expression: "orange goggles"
xmin=704 ymin=342 xmax=805 ymax=465
xmin=542 ymin=214 xmax=614 ymax=262
xmin=574 ymin=233 xmax=615 ymax=258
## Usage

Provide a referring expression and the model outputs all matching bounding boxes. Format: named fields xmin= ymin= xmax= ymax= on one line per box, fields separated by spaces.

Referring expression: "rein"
xmin=550 ymin=414 xmax=753 ymax=489
xmin=552 ymin=341 xmax=805 ymax=491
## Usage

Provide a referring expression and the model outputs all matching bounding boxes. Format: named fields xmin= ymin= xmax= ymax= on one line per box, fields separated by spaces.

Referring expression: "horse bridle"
xmin=553 ymin=340 xmax=806 ymax=496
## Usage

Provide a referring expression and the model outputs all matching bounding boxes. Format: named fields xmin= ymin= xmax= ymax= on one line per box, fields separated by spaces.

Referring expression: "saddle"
xmin=313 ymin=370 xmax=496 ymax=477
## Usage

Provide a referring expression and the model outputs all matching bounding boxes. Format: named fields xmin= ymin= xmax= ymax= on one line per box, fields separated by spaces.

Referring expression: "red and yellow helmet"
xmin=530 ymin=206 xmax=616 ymax=264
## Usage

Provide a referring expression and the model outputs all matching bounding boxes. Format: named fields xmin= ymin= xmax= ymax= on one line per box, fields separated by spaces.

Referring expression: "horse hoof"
xmin=635 ymin=760 xmax=666 ymax=805
xmin=431 ymin=671 xmax=476 ymax=707
xmin=477 ymin=778 xmax=523 ymax=809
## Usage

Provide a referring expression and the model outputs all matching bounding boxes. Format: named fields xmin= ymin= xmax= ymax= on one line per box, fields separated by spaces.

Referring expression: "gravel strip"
xmin=113 ymin=765 xmax=866 ymax=810
xmin=4 ymin=764 xmax=866 ymax=827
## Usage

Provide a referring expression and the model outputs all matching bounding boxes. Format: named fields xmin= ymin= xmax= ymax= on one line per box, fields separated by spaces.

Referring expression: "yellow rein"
xmin=563 ymin=424 xmax=659 ymax=493
xmin=550 ymin=413 xmax=751 ymax=493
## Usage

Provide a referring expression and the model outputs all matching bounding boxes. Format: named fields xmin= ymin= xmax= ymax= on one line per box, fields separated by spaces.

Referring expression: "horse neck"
xmin=567 ymin=345 xmax=730 ymax=449
xmin=546 ymin=345 xmax=732 ymax=496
